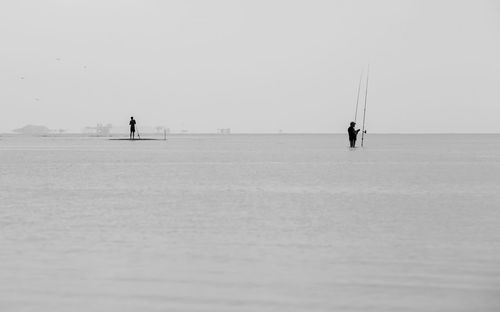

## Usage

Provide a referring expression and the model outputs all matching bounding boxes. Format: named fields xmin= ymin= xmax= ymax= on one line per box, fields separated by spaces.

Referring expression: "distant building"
xmin=13 ymin=125 xmax=51 ymax=135
xmin=217 ymin=128 xmax=231 ymax=134
xmin=83 ymin=124 xmax=112 ymax=136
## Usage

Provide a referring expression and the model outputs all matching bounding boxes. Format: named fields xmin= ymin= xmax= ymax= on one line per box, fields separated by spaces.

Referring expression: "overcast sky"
xmin=1 ymin=0 xmax=499 ymax=133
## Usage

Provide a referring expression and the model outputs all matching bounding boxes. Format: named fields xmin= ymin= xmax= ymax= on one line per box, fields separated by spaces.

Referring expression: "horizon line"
xmin=2 ymin=132 xmax=500 ymax=136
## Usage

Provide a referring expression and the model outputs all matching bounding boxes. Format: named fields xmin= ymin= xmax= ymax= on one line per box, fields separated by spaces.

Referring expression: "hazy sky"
xmin=1 ymin=0 xmax=499 ymax=133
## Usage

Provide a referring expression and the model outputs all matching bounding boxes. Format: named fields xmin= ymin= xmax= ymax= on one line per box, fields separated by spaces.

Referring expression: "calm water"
xmin=1 ymin=134 xmax=499 ymax=311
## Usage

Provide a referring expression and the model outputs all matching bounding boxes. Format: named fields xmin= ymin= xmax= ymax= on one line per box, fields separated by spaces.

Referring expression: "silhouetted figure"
xmin=348 ymin=122 xmax=361 ymax=148
xmin=129 ymin=117 xmax=136 ymax=140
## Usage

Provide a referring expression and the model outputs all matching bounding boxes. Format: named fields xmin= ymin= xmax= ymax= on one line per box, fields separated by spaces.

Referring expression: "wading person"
xmin=129 ymin=116 xmax=136 ymax=140
xmin=348 ymin=121 xmax=360 ymax=148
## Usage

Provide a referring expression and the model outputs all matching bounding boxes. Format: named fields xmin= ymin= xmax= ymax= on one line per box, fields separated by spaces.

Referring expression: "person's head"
xmin=350 ymin=122 xmax=356 ymax=126
xmin=131 ymin=116 xmax=134 ymax=120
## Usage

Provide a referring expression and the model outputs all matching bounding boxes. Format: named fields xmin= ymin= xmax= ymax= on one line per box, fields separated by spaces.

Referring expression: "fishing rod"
xmin=354 ymin=70 xmax=363 ymax=123
xmin=361 ymin=65 xmax=369 ymax=147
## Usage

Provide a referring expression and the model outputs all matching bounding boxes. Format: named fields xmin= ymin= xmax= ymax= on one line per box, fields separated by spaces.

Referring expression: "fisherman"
xmin=129 ymin=116 xmax=136 ymax=140
xmin=348 ymin=121 xmax=360 ymax=148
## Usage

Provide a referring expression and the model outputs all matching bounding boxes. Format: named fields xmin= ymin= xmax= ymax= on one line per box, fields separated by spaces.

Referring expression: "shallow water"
xmin=1 ymin=134 xmax=499 ymax=311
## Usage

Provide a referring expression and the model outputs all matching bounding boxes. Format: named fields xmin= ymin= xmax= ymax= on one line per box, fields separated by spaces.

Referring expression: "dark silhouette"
xmin=348 ymin=121 xmax=361 ymax=148
xmin=129 ymin=117 xmax=136 ymax=140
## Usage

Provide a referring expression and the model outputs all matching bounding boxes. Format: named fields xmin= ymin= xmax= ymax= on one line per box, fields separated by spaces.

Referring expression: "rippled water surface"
xmin=1 ymin=134 xmax=499 ymax=311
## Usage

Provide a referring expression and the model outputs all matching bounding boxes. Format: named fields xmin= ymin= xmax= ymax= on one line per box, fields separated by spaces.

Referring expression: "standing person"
xmin=348 ymin=121 xmax=360 ymax=148
xmin=129 ymin=116 xmax=136 ymax=140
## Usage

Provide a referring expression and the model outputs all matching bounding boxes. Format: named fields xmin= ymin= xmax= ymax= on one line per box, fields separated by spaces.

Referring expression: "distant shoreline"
xmin=1 ymin=133 xmax=499 ymax=137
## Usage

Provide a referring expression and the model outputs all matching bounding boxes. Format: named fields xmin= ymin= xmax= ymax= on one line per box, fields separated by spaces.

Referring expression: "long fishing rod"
xmin=361 ymin=65 xmax=369 ymax=147
xmin=354 ymin=70 xmax=363 ymax=123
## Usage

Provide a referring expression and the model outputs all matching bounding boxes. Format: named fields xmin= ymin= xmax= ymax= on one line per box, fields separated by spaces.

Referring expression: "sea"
xmin=1 ymin=134 xmax=499 ymax=311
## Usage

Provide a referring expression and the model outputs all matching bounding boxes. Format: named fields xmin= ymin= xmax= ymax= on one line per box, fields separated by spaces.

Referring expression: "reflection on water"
xmin=1 ymin=134 xmax=499 ymax=311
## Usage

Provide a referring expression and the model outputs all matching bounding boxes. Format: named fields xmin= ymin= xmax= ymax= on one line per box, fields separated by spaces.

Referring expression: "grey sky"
xmin=1 ymin=0 xmax=499 ymax=133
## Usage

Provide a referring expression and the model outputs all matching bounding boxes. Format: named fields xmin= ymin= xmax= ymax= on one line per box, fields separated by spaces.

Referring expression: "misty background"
xmin=1 ymin=0 xmax=499 ymax=133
